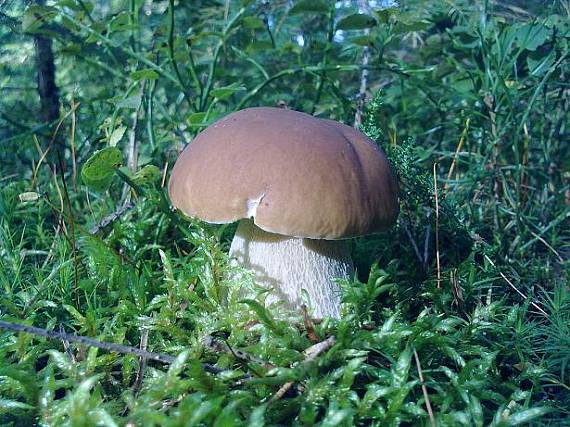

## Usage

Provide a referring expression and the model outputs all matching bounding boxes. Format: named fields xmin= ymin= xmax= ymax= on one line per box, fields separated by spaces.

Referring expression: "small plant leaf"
xmin=247 ymin=405 xmax=266 ymax=426
xmin=22 ymin=5 xmax=57 ymax=33
xmin=108 ymin=125 xmax=127 ymax=147
xmin=503 ymin=407 xmax=552 ymax=426
xmin=242 ymin=16 xmax=265 ymax=30
xmin=81 ymin=147 xmax=123 ymax=192
xmin=0 ymin=399 xmax=34 ymax=411
xmin=289 ymin=0 xmax=328 ymax=15
xmin=211 ymin=84 xmax=245 ymax=100
xmin=130 ymin=69 xmax=159 ymax=80
xmin=375 ymin=7 xmax=398 ymax=23
xmin=18 ymin=191 xmax=41 ymax=202
xmin=240 ymin=299 xmax=282 ymax=335
xmin=512 ymin=23 xmax=551 ymax=51
xmin=336 ymin=14 xmax=377 ymax=31
xmin=116 ymin=95 xmax=142 ymax=109
xmin=132 ymin=165 xmax=161 ymax=187
xmin=188 ymin=112 xmax=208 ymax=125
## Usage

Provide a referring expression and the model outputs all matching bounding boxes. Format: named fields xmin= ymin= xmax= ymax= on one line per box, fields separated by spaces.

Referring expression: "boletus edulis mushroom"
xmin=169 ymin=107 xmax=399 ymax=318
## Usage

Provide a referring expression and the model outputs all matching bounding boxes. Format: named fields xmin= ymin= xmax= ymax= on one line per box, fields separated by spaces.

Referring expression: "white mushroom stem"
xmin=229 ymin=219 xmax=353 ymax=318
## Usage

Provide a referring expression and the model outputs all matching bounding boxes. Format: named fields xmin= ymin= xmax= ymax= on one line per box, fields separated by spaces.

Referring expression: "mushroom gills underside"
xmin=228 ymin=219 xmax=353 ymax=318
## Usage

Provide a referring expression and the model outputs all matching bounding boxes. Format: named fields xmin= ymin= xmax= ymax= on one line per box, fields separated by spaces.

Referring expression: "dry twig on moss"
xmin=269 ymin=336 xmax=336 ymax=404
xmin=0 ymin=320 xmax=222 ymax=373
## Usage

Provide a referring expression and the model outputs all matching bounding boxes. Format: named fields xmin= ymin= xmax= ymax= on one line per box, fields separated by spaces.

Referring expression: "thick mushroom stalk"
xmin=229 ymin=219 xmax=353 ymax=318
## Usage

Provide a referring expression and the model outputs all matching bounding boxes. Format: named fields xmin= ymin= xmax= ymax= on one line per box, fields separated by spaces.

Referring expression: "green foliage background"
xmin=0 ymin=0 xmax=568 ymax=425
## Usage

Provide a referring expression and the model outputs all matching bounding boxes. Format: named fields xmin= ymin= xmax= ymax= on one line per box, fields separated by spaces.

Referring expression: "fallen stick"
xmin=269 ymin=335 xmax=336 ymax=404
xmin=90 ymin=200 xmax=134 ymax=234
xmin=0 ymin=319 xmax=222 ymax=374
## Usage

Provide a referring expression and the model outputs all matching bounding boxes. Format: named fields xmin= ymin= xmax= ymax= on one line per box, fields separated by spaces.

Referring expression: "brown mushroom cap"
xmin=169 ymin=107 xmax=399 ymax=239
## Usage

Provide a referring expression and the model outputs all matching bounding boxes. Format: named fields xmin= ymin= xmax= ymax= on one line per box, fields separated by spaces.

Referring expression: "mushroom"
xmin=169 ymin=107 xmax=399 ymax=318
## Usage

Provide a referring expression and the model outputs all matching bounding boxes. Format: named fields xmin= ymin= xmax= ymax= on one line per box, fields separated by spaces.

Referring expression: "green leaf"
xmin=89 ymin=409 xmax=119 ymax=427
xmin=240 ymin=299 xmax=282 ymax=335
xmin=245 ymin=41 xmax=274 ymax=53
xmin=22 ymin=5 xmax=57 ymax=33
xmin=47 ymin=350 xmax=77 ymax=378
xmin=130 ymin=69 xmax=159 ymax=81
xmin=512 ymin=23 xmax=551 ymax=51
xmin=60 ymin=43 xmax=82 ymax=55
xmin=527 ymin=49 xmax=556 ymax=76
xmin=375 ymin=7 xmax=399 ymax=23
xmin=321 ymin=408 xmax=352 ymax=426
xmin=108 ymin=125 xmax=127 ymax=147
xmin=468 ymin=395 xmax=483 ymax=426
xmin=211 ymin=84 xmax=245 ymax=100
xmin=503 ymin=407 xmax=552 ymax=425
xmin=0 ymin=366 xmax=39 ymax=404
xmin=56 ymin=0 xmax=83 ymax=11
xmin=57 ymin=0 xmax=93 ymax=13
xmin=132 ymin=165 xmax=161 ymax=187
xmin=394 ymin=20 xmax=429 ymax=34
xmin=188 ymin=112 xmax=207 ymax=125
xmin=242 ymin=16 xmax=265 ymax=30
xmin=0 ymin=398 xmax=34 ymax=412
xmin=336 ymin=14 xmax=377 ymax=31
xmin=247 ymin=405 xmax=266 ymax=426
xmin=63 ymin=303 xmax=86 ymax=324
xmin=349 ymin=35 xmax=374 ymax=47
xmin=187 ymin=396 xmax=225 ymax=425
xmin=289 ymin=0 xmax=328 ymax=15
xmin=392 ymin=345 xmax=412 ymax=386
xmin=81 ymin=147 xmax=123 ymax=192
xmin=165 ymin=350 xmax=190 ymax=387
xmin=116 ymin=95 xmax=142 ymax=109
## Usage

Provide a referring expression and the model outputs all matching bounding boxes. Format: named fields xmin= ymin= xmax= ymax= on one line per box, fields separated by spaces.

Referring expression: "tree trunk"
xmin=33 ymin=0 xmax=60 ymax=142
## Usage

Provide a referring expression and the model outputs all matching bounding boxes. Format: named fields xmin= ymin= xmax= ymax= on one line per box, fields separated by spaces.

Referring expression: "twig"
xmin=161 ymin=161 xmax=169 ymax=189
xmin=224 ymin=0 xmax=230 ymax=24
xmin=354 ymin=0 xmax=371 ymax=127
xmin=167 ymin=0 xmax=195 ymax=111
xmin=70 ymin=98 xmax=78 ymax=191
xmin=0 ymin=173 xmax=18 ymax=182
xmin=303 ymin=336 xmax=336 ymax=361
xmin=132 ymin=327 xmax=149 ymax=394
xmin=528 ymin=229 xmax=564 ymax=263
xmin=57 ymin=151 xmax=80 ymax=307
xmin=354 ymin=45 xmax=369 ymax=127
xmin=401 ymin=219 xmax=424 ymax=267
xmin=0 ymin=319 xmax=222 ymax=373
xmin=0 ymin=320 xmax=174 ymax=363
xmin=310 ymin=5 xmax=335 ymax=114
xmin=236 ymin=64 xmax=409 ymax=111
xmin=413 ymin=347 xmax=436 ymax=427
xmin=49 ymin=163 xmax=67 ymax=237
xmin=483 ymin=255 xmax=548 ymax=316
xmin=123 ymin=82 xmax=146 ymax=202
xmin=301 ymin=305 xmax=320 ymax=343
xmin=203 ymin=335 xmax=272 ymax=370
xmin=90 ymin=201 xmax=134 ymax=234
xmin=423 ymin=218 xmax=431 ymax=270
xmin=30 ymin=103 xmax=79 ymax=189
xmin=127 ymin=84 xmax=145 ymax=172
xmin=59 ymin=324 xmax=76 ymax=363
xmin=444 ymin=118 xmax=470 ymax=191
xmin=269 ymin=336 xmax=336 ymax=404
xmin=450 ymin=268 xmax=463 ymax=307
xmin=433 ymin=163 xmax=441 ymax=289
xmin=419 ymin=209 xmax=432 ymax=270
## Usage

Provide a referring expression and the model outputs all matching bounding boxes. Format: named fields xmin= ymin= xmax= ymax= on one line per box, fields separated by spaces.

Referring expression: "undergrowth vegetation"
xmin=0 ymin=0 xmax=568 ymax=425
